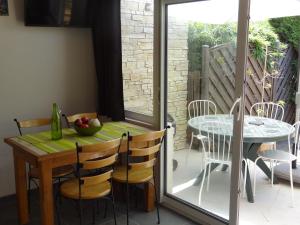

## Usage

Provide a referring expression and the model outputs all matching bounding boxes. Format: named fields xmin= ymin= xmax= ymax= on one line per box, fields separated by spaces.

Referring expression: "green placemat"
xmin=17 ymin=122 xmax=149 ymax=154
xmin=17 ymin=128 xmax=78 ymax=144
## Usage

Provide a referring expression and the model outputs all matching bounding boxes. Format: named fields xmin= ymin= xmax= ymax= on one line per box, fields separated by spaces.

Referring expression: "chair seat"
xmin=112 ymin=166 xmax=153 ymax=184
xmin=60 ymin=179 xmax=111 ymax=200
xmin=29 ymin=165 xmax=74 ymax=179
xmin=258 ymin=150 xmax=297 ymax=162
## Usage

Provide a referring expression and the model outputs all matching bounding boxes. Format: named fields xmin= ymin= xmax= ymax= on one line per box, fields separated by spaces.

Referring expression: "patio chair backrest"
xmin=250 ymin=102 xmax=284 ymax=121
xmin=188 ymin=100 xmax=217 ymax=119
xmin=229 ymin=98 xmax=241 ymax=115
xmin=199 ymin=121 xmax=232 ymax=162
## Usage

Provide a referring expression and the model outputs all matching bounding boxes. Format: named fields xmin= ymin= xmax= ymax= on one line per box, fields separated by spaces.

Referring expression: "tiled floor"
xmin=2 ymin=146 xmax=299 ymax=225
xmin=171 ymin=147 xmax=300 ymax=225
xmin=0 ymin=190 xmax=197 ymax=225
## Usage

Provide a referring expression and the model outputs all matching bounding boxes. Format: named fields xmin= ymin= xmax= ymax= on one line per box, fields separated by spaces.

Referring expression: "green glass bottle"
xmin=51 ymin=103 xmax=62 ymax=140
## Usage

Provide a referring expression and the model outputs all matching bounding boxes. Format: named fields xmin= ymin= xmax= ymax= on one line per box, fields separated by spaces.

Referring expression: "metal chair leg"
xmin=206 ymin=163 xmax=211 ymax=191
xmin=199 ymin=163 xmax=207 ymax=205
xmin=92 ymin=200 xmax=96 ymax=225
xmin=253 ymin=157 xmax=260 ymax=197
xmin=111 ymin=185 xmax=117 ymax=225
xmin=135 ymin=186 xmax=138 ymax=208
xmin=289 ymin=162 xmax=294 ymax=207
xmin=186 ymin=133 xmax=194 ymax=165
xmin=271 ymin=160 xmax=274 ymax=186
xmin=199 ymin=139 xmax=206 ymax=171
xmin=78 ymin=200 xmax=83 ymax=225
xmin=58 ymin=178 xmax=62 ymax=205
xmin=103 ymin=199 xmax=108 ymax=218
xmin=97 ymin=200 xmax=100 ymax=215
xmin=126 ymin=182 xmax=129 ymax=225
xmin=152 ymin=172 xmax=160 ymax=224
xmin=55 ymin=193 xmax=62 ymax=225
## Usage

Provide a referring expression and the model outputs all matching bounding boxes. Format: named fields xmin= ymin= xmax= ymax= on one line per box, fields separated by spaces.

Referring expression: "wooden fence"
xmin=187 ymin=43 xmax=298 ymax=124
xmin=273 ymin=46 xmax=298 ymax=124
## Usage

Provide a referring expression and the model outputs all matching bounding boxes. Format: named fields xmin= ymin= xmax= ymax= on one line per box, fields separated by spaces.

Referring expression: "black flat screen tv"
xmin=24 ymin=0 xmax=93 ymax=27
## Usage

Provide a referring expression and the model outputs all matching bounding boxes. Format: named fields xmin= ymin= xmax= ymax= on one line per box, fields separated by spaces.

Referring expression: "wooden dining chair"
xmin=13 ymin=118 xmax=74 ymax=211
xmin=62 ymin=112 xmax=111 ymax=128
xmin=112 ymin=129 xmax=166 ymax=225
xmin=57 ymin=138 xmax=122 ymax=225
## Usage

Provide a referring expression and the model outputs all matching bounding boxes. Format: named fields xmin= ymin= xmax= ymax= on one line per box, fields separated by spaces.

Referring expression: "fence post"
xmin=201 ymin=45 xmax=210 ymax=100
xmin=295 ymin=42 xmax=300 ymax=121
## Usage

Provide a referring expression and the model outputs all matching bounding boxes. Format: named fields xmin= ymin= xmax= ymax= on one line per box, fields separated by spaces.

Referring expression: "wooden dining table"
xmin=4 ymin=121 xmax=155 ymax=225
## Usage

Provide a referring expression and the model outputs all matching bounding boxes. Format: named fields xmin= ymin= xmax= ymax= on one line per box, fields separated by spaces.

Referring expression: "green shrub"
xmin=188 ymin=23 xmax=237 ymax=71
xmin=188 ymin=20 xmax=286 ymax=72
xmin=270 ymin=16 xmax=300 ymax=51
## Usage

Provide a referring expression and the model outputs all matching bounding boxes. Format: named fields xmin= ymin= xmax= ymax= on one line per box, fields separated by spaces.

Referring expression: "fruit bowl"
xmin=74 ymin=117 xmax=103 ymax=136
xmin=74 ymin=124 xmax=102 ymax=136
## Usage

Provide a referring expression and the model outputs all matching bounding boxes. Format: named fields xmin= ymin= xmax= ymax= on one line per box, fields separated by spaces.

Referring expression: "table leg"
xmin=38 ymin=161 xmax=54 ymax=225
xmin=221 ymin=164 xmax=229 ymax=172
xmin=242 ymin=159 xmax=254 ymax=203
xmin=13 ymin=150 xmax=29 ymax=225
xmin=193 ymin=163 xmax=219 ymax=186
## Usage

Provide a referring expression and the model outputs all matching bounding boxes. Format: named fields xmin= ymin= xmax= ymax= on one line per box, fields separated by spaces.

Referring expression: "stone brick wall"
xmin=121 ymin=0 xmax=189 ymax=149
xmin=167 ymin=17 xmax=189 ymax=150
xmin=121 ymin=0 xmax=154 ymax=116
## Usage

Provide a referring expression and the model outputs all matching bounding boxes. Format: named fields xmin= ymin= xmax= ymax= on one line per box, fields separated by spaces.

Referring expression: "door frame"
xmin=159 ymin=0 xmax=251 ymax=224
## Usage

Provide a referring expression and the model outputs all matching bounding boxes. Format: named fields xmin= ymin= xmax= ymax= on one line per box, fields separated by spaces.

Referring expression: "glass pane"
xmin=165 ymin=0 xmax=240 ymax=220
xmin=240 ymin=1 xmax=300 ymax=224
xmin=121 ymin=0 xmax=154 ymax=117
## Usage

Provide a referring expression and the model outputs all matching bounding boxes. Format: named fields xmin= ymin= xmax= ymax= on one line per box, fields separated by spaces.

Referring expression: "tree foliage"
xmin=188 ymin=20 xmax=286 ymax=72
xmin=269 ymin=16 xmax=300 ymax=51
xmin=188 ymin=23 xmax=236 ymax=71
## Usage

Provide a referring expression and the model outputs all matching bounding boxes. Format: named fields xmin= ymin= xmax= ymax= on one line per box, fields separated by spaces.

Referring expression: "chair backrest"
xmin=63 ymin=112 xmax=111 ymax=128
xmin=199 ymin=121 xmax=232 ymax=162
xmin=229 ymin=98 xmax=241 ymax=115
xmin=188 ymin=100 xmax=217 ymax=119
xmin=76 ymin=138 xmax=121 ymax=196
xmin=14 ymin=118 xmax=51 ymax=136
xmin=127 ymin=130 xmax=166 ymax=174
xmin=250 ymin=102 xmax=284 ymax=121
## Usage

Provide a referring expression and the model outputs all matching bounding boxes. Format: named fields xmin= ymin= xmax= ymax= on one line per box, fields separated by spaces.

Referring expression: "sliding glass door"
xmin=161 ymin=0 xmax=250 ymax=224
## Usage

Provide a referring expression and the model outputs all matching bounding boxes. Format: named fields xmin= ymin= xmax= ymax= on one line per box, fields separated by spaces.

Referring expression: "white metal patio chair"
xmin=253 ymin=121 xmax=299 ymax=207
xmin=198 ymin=121 xmax=247 ymax=205
xmin=187 ymin=100 xmax=217 ymax=165
xmin=250 ymin=102 xmax=285 ymax=152
xmin=250 ymin=102 xmax=284 ymax=121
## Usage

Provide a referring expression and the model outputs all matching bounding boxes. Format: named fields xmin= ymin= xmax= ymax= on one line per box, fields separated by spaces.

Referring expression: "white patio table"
xmin=188 ymin=114 xmax=294 ymax=203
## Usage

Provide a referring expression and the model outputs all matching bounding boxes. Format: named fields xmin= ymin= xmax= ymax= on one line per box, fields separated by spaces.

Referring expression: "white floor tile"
xmin=169 ymin=149 xmax=300 ymax=225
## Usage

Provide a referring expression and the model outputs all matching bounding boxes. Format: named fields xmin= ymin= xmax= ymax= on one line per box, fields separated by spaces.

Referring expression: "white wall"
xmin=0 ymin=0 xmax=97 ymax=197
